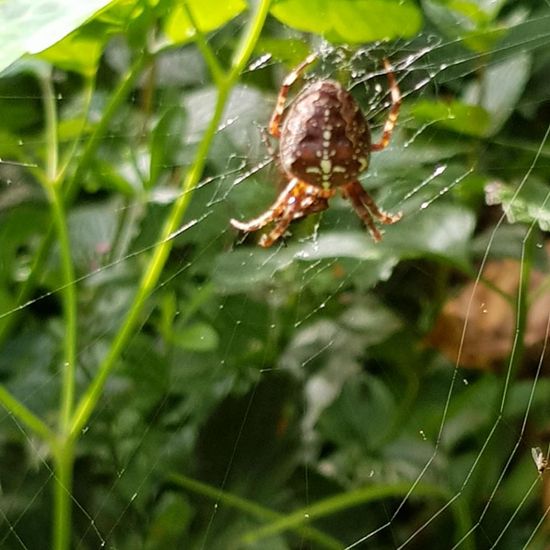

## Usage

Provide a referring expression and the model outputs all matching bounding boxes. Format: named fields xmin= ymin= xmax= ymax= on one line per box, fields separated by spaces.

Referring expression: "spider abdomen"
xmin=279 ymin=80 xmax=371 ymax=188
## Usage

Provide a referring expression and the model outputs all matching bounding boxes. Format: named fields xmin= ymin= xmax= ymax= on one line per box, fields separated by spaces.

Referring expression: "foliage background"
xmin=0 ymin=0 xmax=549 ymax=548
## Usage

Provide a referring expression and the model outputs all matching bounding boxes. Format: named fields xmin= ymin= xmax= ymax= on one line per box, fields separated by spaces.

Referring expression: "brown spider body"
xmin=231 ymin=54 xmax=402 ymax=247
xmin=279 ymin=80 xmax=371 ymax=189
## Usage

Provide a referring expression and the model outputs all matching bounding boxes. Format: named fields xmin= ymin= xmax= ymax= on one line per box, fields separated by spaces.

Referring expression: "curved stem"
xmin=70 ymin=0 xmax=272 ymax=440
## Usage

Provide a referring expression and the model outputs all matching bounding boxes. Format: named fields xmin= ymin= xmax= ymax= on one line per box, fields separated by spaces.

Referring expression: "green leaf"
xmin=270 ymin=0 xmax=422 ymax=43
xmin=0 ymin=0 xmax=116 ymax=74
xmin=381 ymin=203 xmax=476 ymax=267
xmin=411 ymin=99 xmax=491 ymax=137
xmin=214 ymin=232 xmax=399 ymax=294
xmin=318 ymin=374 xmax=397 ymax=451
xmin=485 ymin=179 xmax=550 ymax=232
xmin=164 ymin=0 xmax=246 ymax=44
xmin=464 ymin=53 xmax=531 ymax=135
xmin=172 ymin=322 xmax=220 ymax=352
xmin=36 ymin=29 xmax=104 ymax=75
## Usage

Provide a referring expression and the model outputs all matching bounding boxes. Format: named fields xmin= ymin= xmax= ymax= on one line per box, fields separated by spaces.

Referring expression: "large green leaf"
xmin=0 ymin=0 xmax=116 ymax=74
xmin=270 ymin=0 xmax=422 ymax=43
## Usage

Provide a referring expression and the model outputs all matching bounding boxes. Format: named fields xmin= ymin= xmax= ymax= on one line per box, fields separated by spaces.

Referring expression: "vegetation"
xmin=0 ymin=0 xmax=549 ymax=548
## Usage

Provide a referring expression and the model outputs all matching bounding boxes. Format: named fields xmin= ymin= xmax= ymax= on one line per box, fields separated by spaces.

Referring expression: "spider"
xmin=230 ymin=53 xmax=402 ymax=247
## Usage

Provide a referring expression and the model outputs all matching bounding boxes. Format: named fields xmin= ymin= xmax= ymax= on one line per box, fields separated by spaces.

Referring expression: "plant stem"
xmin=171 ymin=473 xmax=343 ymax=549
xmin=70 ymin=0 xmax=272 ymax=439
xmin=39 ymin=69 xmax=80 ymax=550
xmin=53 ymin=441 xmax=75 ymax=550
xmin=49 ymin=188 xmax=78 ymax=432
xmin=41 ymin=74 xmax=58 ymax=183
xmin=38 ymin=71 xmax=78 ymax=435
xmin=0 ymin=386 xmax=56 ymax=443
xmin=242 ymin=481 xmax=469 ymax=545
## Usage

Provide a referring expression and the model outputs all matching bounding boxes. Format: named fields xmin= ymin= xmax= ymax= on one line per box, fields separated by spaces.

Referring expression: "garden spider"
xmin=230 ymin=53 xmax=402 ymax=247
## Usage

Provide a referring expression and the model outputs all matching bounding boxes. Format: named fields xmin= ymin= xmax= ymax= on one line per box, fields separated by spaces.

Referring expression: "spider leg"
xmin=258 ymin=212 xmax=294 ymax=247
xmin=369 ymin=59 xmax=401 ymax=152
xmin=258 ymin=182 xmax=333 ymax=247
xmin=230 ymin=178 xmax=300 ymax=233
xmin=269 ymin=53 xmax=318 ymax=139
xmin=341 ymin=181 xmax=401 ymax=242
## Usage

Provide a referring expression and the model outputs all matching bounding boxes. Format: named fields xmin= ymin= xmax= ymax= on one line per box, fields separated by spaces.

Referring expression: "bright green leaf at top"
xmin=164 ymin=0 xmax=246 ymax=44
xmin=270 ymin=0 xmax=422 ymax=43
xmin=0 ymin=0 xmax=116 ymax=75
xmin=411 ymin=99 xmax=491 ymax=137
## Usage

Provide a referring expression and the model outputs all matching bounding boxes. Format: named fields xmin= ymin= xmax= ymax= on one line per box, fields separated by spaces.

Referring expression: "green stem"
xmin=39 ymin=70 xmax=79 ymax=550
xmin=40 ymin=71 xmax=59 ymax=182
xmin=0 ymin=386 xmax=56 ymax=444
xmin=242 ymin=481 xmax=469 ymax=545
xmin=170 ymin=473 xmax=343 ymax=549
xmin=38 ymin=71 xmax=78 ymax=435
xmin=69 ymin=0 xmax=272 ymax=440
xmin=53 ymin=441 xmax=75 ymax=550
xmin=48 ymin=188 xmax=78 ymax=433
xmin=58 ymin=75 xmax=95 ymax=180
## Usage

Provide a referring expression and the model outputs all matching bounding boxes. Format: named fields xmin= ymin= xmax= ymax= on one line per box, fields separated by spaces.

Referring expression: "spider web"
xmin=1 ymin=5 xmax=550 ymax=549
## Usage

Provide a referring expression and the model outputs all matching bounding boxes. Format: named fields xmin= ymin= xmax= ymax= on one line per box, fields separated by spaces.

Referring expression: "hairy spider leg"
xmin=268 ymin=53 xmax=318 ymax=138
xmin=231 ymin=178 xmax=334 ymax=247
xmin=230 ymin=178 xmax=301 ymax=233
xmin=259 ymin=181 xmax=334 ymax=247
xmin=341 ymin=180 xmax=402 ymax=242
xmin=369 ymin=59 xmax=401 ymax=152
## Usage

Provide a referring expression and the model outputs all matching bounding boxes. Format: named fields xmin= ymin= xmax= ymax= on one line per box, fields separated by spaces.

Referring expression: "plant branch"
xmin=170 ymin=473 xmax=343 ymax=549
xmin=0 ymin=386 xmax=56 ymax=444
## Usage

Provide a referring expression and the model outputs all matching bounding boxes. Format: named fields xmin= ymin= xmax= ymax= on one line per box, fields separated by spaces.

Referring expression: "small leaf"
xmin=172 ymin=322 xmax=219 ymax=352
xmin=381 ymin=203 xmax=476 ymax=267
xmin=214 ymin=232 xmax=399 ymax=294
xmin=411 ymin=99 xmax=491 ymax=137
xmin=164 ymin=0 xmax=246 ymax=44
xmin=485 ymin=179 xmax=550 ymax=232
xmin=270 ymin=0 xmax=422 ymax=43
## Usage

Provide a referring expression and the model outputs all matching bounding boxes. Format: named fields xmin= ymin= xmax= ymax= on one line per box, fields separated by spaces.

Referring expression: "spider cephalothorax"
xmin=231 ymin=54 xmax=402 ymax=247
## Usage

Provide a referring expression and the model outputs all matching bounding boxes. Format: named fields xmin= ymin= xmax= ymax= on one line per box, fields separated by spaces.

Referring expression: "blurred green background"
xmin=0 ymin=1 xmax=550 ymax=548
